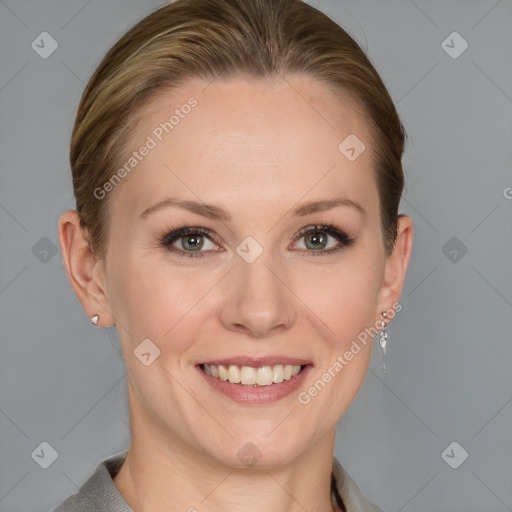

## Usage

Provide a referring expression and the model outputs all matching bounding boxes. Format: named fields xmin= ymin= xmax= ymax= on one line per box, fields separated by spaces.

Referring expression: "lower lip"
xmin=196 ymin=365 xmax=312 ymax=404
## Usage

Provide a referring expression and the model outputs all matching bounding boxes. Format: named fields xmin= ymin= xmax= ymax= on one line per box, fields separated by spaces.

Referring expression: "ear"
xmin=375 ymin=214 xmax=413 ymax=323
xmin=58 ymin=210 xmax=115 ymax=327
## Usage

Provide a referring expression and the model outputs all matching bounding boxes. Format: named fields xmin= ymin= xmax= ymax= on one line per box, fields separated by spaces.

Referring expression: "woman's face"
xmin=95 ymin=75 xmax=403 ymax=468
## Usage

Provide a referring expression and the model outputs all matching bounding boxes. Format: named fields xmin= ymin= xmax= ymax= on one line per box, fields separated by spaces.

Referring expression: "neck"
xmin=113 ymin=401 xmax=339 ymax=512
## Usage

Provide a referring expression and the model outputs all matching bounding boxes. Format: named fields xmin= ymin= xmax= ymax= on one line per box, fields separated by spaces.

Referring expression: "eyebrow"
xmin=139 ymin=195 xmax=366 ymax=221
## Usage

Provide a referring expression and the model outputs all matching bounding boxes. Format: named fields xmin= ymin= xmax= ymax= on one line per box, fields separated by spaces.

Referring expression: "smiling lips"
xmin=203 ymin=363 xmax=303 ymax=386
xmin=197 ymin=358 xmax=312 ymax=403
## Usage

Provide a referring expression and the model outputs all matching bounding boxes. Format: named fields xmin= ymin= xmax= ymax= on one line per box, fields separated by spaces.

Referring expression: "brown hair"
xmin=70 ymin=0 xmax=406 ymax=259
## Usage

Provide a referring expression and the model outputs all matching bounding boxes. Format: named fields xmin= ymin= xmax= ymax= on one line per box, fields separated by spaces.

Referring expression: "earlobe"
xmin=376 ymin=215 xmax=414 ymax=319
xmin=58 ymin=210 xmax=115 ymax=327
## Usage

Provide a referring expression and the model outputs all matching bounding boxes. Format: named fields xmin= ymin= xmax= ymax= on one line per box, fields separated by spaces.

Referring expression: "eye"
xmin=291 ymin=224 xmax=355 ymax=256
xmin=160 ymin=227 xmax=220 ymax=258
xmin=157 ymin=223 xmax=355 ymax=259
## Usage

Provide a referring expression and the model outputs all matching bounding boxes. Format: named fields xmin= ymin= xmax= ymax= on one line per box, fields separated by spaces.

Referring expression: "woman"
xmin=55 ymin=0 xmax=413 ymax=510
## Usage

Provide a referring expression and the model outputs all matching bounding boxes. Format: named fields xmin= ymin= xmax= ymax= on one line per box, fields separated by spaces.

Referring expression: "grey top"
xmin=54 ymin=451 xmax=384 ymax=512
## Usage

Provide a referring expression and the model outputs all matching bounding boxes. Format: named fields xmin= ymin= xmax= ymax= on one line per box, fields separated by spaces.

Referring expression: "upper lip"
xmin=199 ymin=356 xmax=312 ymax=367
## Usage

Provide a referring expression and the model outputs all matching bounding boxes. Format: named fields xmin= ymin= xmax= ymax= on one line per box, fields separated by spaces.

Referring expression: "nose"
xmin=218 ymin=250 xmax=296 ymax=338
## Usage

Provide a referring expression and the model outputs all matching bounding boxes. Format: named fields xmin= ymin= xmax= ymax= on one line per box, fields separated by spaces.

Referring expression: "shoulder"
xmin=332 ymin=455 xmax=386 ymax=512
xmin=53 ymin=451 xmax=131 ymax=512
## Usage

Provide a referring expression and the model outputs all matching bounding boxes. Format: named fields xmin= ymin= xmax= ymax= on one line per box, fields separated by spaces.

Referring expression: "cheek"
xmin=297 ymin=260 xmax=379 ymax=419
xmin=295 ymin=253 xmax=381 ymax=337
xmin=109 ymin=253 xmax=218 ymax=351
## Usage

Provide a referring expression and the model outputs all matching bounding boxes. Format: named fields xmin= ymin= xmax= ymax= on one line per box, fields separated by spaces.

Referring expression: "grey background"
xmin=0 ymin=0 xmax=511 ymax=511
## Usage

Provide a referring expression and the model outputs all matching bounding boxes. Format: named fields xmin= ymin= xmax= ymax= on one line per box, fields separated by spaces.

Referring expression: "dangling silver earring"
xmin=379 ymin=311 xmax=388 ymax=371
xmin=90 ymin=314 xmax=99 ymax=326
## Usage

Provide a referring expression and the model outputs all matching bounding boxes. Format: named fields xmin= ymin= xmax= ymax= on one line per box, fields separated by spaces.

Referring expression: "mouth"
xmin=200 ymin=363 xmax=306 ymax=386
xmin=195 ymin=359 xmax=312 ymax=404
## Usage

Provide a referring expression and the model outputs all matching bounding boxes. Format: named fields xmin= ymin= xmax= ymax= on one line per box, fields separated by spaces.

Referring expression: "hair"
xmin=70 ymin=0 xmax=406 ymax=260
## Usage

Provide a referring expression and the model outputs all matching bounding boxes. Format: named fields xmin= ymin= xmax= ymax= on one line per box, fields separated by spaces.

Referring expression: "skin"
xmin=59 ymin=74 xmax=413 ymax=512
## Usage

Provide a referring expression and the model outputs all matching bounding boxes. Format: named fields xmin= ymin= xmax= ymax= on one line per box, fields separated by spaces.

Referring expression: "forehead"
xmin=111 ymin=75 xmax=378 ymax=220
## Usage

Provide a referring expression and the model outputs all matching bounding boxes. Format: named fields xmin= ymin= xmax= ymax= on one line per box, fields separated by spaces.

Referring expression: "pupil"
xmin=306 ymin=232 xmax=326 ymax=250
xmin=184 ymin=235 xmax=203 ymax=251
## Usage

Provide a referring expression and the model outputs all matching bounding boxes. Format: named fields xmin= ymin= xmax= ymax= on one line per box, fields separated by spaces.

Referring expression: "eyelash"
xmin=156 ymin=223 xmax=355 ymax=259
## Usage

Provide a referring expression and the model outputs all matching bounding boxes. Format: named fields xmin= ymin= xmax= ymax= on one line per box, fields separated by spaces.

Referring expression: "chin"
xmin=199 ymin=429 xmax=312 ymax=471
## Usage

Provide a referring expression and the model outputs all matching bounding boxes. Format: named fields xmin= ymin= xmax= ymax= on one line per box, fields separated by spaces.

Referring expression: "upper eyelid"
xmin=163 ymin=225 xmax=349 ymax=249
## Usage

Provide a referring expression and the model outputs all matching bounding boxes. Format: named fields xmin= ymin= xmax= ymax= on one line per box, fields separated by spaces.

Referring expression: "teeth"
xmin=240 ymin=366 xmax=256 ymax=385
xmin=203 ymin=363 xmax=303 ymax=386
xmin=273 ymin=364 xmax=284 ymax=383
xmin=218 ymin=365 xmax=228 ymax=381
xmin=256 ymin=366 xmax=273 ymax=386
xmin=228 ymin=365 xmax=241 ymax=383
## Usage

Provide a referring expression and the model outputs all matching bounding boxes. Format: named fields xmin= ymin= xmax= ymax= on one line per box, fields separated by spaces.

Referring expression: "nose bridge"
xmin=219 ymin=244 xmax=295 ymax=337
